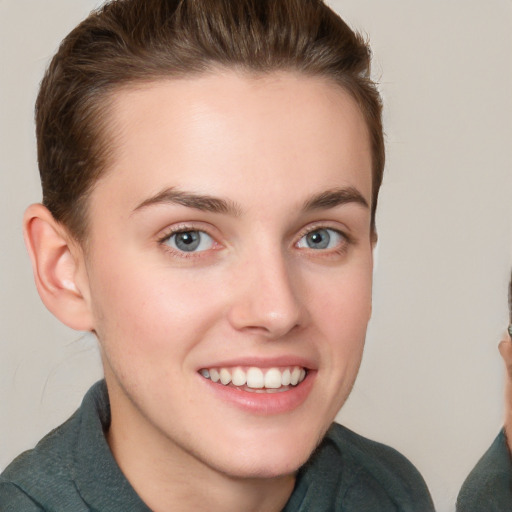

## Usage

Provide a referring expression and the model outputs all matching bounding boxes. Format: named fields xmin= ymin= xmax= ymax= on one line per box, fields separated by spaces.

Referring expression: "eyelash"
xmin=295 ymin=225 xmax=353 ymax=255
xmin=157 ymin=225 xmax=219 ymax=258
xmin=156 ymin=223 xmax=353 ymax=258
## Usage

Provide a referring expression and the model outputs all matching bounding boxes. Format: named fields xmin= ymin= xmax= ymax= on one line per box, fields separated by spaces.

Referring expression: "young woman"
xmin=0 ymin=1 xmax=433 ymax=510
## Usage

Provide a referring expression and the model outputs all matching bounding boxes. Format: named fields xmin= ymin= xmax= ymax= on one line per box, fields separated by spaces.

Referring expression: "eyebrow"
xmin=133 ymin=187 xmax=243 ymax=216
xmin=133 ymin=185 xmax=369 ymax=216
xmin=302 ymin=186 xmax=369 ymax=211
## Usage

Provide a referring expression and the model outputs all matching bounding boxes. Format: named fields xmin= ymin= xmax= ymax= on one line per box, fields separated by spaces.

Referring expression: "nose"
xmin=226 ymin=248 xmax=304 ymax=339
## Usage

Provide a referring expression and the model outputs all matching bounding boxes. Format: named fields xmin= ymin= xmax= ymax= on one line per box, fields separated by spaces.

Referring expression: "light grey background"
xmin=1 ymin=1 xmax=511 ymax=511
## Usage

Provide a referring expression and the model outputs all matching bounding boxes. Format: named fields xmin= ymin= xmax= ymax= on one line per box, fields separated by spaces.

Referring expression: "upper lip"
xmin=197 ymin=355 xmax=316 ymax=371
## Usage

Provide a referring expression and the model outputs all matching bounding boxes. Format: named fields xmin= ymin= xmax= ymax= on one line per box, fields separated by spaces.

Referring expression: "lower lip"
xmin=200 ymin=372 xmax=316 ymax=415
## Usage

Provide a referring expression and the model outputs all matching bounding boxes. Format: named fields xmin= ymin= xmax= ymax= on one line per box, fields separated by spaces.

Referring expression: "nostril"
xmin=226 ymin=257 xmax=304 ymax=336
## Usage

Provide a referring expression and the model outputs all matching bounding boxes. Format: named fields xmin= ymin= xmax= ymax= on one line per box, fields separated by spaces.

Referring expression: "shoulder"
xmin=1 ymin=411 xmax=84 ymax=510
xmin=0 ymin=478 xmax=44 ymax=511
xmin=457 ymin=430 xmax=512 ymax=512
xmin=327 ymin=422 xmax=425 ymax=476
xmin=329 ymin=423 xmax=433 ymax=498
xmin=1 ymin=381 xmax=108 ymax=511
xmin=289 ymin=423 xmax=434 ymax=512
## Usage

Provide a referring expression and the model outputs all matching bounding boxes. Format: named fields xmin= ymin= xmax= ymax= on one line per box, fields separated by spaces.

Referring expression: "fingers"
xmin=499 ymin=338 xmax=512 ymax=376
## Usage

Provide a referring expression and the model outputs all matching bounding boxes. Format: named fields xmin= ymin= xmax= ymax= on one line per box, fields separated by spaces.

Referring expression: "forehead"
xmin=92 ymin=71 xmax=372 ymax=214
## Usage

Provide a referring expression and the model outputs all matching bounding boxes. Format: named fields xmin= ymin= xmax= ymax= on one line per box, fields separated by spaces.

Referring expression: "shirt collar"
xmin=71 ymin=380 xmax=151 ymax=512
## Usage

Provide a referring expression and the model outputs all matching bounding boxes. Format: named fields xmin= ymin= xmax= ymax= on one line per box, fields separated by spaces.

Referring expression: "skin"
xmin=499 ymin=329 xmax=512 ymax=451
xmin=25 ymin=71 xmax=375 ymax=512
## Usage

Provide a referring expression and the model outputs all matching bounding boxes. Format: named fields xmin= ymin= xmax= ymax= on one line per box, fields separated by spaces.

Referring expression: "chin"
xmin=214 ymin=454 xmax=309 ymax=480
xmin=202 ymin=431 xmax=324 ymax=480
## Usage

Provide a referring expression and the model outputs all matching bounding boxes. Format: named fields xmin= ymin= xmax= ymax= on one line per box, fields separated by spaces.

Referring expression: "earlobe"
xmin=23 ymin=204 xmax=94 ymax=331
xmin=371 ymin=229 xmax=378 ymax=245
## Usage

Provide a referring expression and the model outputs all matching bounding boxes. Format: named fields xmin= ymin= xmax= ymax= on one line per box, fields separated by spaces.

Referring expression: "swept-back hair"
xmin=36 ymin=0 xmax=384 ymax=241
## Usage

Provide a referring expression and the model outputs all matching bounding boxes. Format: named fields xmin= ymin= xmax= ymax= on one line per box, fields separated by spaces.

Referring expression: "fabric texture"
xmin=456 ymin=430 xmax=512 ymax=511
xmin=1 ymin=380 xmax=434 ymax=511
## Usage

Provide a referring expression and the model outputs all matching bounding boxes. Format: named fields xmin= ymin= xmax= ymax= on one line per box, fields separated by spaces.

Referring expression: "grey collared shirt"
xmin=1 ymin=381 xmax=434 ymax=511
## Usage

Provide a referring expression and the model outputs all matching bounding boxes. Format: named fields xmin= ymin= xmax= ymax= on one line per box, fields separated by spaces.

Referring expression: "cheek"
xmin=312 ymin=259 xmax=373 ymax=331
xmin=87 ymin=252 xmax=226 ymax=363
xmin=307 ymin=256 xmax=372 ymax=377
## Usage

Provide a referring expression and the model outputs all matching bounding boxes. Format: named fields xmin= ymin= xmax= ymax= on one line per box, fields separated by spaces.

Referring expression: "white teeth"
xmin=264 ymin=368 xmax=282 ymax=389
xmin=290 ymin=367 xmax=301 ymax=386
xmin=200 ymin=365 xmax=307 ymax=390
xmin=232 ymin=367 xmax=247 ymax=386
xmin=219 ymin=368 xmax=232 ymax=385
xmin=246 ymin=367 xmax=264 ymax=389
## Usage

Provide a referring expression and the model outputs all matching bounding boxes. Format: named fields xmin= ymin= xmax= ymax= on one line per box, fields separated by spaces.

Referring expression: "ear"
xmin=23 ymin=204 xmax=94 ymax=331
xmin=499 ymin=336 xmax=512 ymax=379
xmin=368 ymin=233 xmax=378 ymax=320
xmin=370 ymin=229 xmax=378 ymax=247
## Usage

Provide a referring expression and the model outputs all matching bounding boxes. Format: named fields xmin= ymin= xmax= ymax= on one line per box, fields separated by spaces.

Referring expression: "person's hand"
xmin=498 ymin=331 xmax=512 ymax=452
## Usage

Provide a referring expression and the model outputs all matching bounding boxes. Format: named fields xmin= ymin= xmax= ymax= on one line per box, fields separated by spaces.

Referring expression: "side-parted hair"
xmin=36 ymin=0 xmax=384 ymax=241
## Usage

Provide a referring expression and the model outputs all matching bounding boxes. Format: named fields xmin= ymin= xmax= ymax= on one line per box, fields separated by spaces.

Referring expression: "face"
xmin=79 ymin=71 xmax=374 ymax=481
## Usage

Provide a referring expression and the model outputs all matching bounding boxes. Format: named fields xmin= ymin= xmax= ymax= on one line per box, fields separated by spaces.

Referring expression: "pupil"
xmin=181 ymin=233 xmax=195 ymax=244
xmin=175 ymin=231 xmax=200 ymax=251
xmin=307 ymin=229 xmax=330 ymax=249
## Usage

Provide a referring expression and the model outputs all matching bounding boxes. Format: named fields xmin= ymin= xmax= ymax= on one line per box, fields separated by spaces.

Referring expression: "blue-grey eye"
xmin=166 ymin=230 xmax=214 ymax=252
xmin=297 ymin=228 xmax=343 ymax=250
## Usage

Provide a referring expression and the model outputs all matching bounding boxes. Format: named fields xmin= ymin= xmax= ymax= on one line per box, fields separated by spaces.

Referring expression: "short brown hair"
xmin=36 ymin=0 xmax=384 ymax=241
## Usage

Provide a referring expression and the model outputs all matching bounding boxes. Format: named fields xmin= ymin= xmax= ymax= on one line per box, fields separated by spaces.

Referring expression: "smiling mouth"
xmin=199 ymin=366 xmax=307 ymax=393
